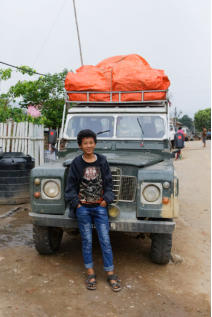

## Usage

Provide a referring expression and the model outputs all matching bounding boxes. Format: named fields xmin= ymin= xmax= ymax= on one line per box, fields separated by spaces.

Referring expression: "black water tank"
xmin=0 ymin=152 xmax=35 ymax=204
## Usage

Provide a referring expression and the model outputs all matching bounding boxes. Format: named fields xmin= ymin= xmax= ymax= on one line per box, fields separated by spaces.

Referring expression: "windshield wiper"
xmin=96 ymin=130 xmax=111 ymax=136
xmin=137 ymin=118 xmax=144 ymax=146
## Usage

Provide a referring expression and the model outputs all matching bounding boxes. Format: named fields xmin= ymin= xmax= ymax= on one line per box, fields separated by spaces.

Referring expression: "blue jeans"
xmin=76 ymin=205 xmax=114 ymax=272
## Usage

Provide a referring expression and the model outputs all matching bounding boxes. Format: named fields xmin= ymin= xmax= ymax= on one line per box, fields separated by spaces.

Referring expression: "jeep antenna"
xmin=72 ymin=0 xmax=84 ymax=66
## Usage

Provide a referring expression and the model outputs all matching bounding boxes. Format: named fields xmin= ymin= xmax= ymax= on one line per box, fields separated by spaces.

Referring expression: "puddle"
xmin=0 ymin=206 xmax=33 ymax=248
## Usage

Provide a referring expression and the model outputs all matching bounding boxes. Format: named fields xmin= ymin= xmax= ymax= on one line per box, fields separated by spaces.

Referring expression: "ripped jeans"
xmin=76 ymin=205 xmax=114 ymax=272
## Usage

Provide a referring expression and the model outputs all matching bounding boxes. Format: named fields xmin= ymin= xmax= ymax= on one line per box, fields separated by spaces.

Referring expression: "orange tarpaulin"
xmin=65 ymin=54 xmax=170 ymax=102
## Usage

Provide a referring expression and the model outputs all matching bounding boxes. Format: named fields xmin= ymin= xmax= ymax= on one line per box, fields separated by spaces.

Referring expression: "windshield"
xmin=116 ymin=115 xmax=165 ymax=138
xmin=65 ymin=114 xmax=166 ymax=139
xmin=66 ymin=115 xmax=114 ymax=137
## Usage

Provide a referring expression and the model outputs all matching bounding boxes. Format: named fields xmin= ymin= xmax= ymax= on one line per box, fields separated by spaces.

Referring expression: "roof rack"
xmin=65 ymin=90 xmax=168 ymax=104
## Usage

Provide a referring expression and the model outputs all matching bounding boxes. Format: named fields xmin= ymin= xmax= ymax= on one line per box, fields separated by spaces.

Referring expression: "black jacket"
xmin=64 ymin=153 xmax=114 ymax=210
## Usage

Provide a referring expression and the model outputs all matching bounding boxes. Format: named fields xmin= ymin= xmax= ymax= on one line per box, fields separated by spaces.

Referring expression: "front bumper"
xmin=29 ymin=211 xmax=175 ymax=234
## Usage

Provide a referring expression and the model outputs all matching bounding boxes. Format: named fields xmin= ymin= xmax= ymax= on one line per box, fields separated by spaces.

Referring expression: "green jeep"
xmin=29 ymin=90 xmax=179 ymax=264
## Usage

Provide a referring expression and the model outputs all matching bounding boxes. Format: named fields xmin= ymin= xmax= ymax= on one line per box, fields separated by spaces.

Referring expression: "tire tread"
xmin=33 ymin=225 xmax=63 ymax=255
xmin=150 ymin=233 xmax=172 ymax=264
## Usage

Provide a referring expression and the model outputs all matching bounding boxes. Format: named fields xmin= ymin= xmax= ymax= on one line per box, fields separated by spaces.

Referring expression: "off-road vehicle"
xmin=30 ymin=90 xmax=179 ymax=264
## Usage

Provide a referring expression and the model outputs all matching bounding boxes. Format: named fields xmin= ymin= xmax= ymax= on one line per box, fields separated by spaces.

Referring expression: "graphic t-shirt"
xmin=79 ymin=155 xmax=103 ymax=204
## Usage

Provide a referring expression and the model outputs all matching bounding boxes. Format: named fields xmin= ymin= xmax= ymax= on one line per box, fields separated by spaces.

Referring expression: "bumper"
xmin=29 ymin=212 xmax=175 ymax=234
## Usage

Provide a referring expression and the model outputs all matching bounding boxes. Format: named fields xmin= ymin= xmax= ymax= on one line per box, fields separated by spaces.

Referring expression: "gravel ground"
xmin=0 ymin=140 xmax=210 ymax=317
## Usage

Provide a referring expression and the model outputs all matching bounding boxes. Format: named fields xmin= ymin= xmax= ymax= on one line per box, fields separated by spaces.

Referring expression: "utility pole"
xmin=174 ymin=107 xmax=182 ymax=128
xmin=72 ymin=0 xmax=84 ymax=66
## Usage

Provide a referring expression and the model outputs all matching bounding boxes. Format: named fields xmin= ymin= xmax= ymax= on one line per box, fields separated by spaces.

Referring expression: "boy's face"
xmin=80 ymin=137 xmax=96 ymax=155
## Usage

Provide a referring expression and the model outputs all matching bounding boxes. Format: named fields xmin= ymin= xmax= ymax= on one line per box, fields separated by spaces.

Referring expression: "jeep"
xmin=30 ymin=90 xmax=179 ymax=264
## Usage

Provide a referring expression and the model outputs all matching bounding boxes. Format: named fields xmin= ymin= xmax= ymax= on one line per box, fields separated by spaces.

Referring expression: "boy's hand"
xmin=100 ymin=200 xmax=107 ymax=207
xmin=77 ymin=204 xmax=82 ymax=208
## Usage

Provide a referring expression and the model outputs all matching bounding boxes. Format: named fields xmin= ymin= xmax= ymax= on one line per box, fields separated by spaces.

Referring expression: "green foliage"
xmin=179 ymin=115 xmax=193 ymax=130
xmin=0 ymin=68 xmax=12 ymax=80
xmin=41 ymin=98 xmax=65 ymax=129
xmin=17 ymin=66 xmax=36 ymax=76
xmin=0 ymin=93 xmax=10 ymax=107
xmin=194 ymin=108 xmax=211 ymax=131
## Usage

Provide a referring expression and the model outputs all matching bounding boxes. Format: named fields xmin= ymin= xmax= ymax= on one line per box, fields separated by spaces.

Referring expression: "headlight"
xmin=44 ymin=181 xmax=59 ymax=198
xmin=143 ymin=185 xmax=160 ymax=202
xmin=41 ymin=179 xmax=61 ymax=199
xmin=140 ymin=182 xmax=163 ymax=204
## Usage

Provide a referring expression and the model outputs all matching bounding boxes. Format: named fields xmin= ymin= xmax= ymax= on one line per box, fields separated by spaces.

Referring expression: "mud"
xmin=0 ymin=140 xmax=210 ymax=317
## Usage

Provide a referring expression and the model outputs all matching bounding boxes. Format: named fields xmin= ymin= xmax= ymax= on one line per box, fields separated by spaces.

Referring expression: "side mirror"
xmin=48 ymin=129 xmax=57 ymax=145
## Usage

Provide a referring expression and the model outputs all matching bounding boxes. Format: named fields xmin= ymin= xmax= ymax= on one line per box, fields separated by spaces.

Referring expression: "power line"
xmin=0 ymin=61 xmax=46 ymax=76
xmin=32 ymin=0 xmax=68 ymax=67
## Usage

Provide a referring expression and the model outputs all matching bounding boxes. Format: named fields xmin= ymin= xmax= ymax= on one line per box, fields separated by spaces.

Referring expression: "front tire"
xmin=150 ymin=233 xmax=172 ymax=264
xmin=33 ymin=225 xmax=63 ymax=255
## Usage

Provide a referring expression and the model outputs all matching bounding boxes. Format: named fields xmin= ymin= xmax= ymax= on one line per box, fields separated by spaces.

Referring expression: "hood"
xmin=104 ymin=151 xmax=163 ymax=167
xmin=63 ymin=150 xmax=164 ymax=168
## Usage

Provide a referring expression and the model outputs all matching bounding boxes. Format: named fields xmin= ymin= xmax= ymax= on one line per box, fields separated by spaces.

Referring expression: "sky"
xmin=0 ymin=0 xmax=211 ymax=118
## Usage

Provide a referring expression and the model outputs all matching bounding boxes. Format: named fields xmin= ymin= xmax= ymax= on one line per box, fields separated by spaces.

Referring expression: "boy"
xmin=65 ymin=129 xmax=121 ymax=292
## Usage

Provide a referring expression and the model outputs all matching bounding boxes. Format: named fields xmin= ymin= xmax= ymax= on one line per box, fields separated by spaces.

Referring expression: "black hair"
xmin=178 ymin=126 xmax=182 ymax=130
xmin=77 ymin=129 xmax=97 ymax=145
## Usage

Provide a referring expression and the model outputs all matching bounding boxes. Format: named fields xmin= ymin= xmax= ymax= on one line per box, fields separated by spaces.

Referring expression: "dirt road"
xmin=0 ymin=140 xmax=210 ymax=317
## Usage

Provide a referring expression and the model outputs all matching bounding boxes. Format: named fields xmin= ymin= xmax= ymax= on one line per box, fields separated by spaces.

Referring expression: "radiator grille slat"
xmin=111 ymin=168 xmax=121 ymax=203
xmin=111 ymin=167 xmax=136 ymax=203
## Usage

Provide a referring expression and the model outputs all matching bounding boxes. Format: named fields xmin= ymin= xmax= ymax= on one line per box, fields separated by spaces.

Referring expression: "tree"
xmin=194 ymin=108 xmax=211 ymax=131
xmin=179 ymin=115 xmax=193 ymax=130
xmin=0 ymin=66 xmax=69 ymax=129
xmin=9 ymin=70 xmax=68 ymax=128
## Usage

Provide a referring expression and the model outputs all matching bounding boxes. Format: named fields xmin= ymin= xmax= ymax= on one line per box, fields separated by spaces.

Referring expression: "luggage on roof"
xmin=65 ymin=54 xmax=170 ymax=103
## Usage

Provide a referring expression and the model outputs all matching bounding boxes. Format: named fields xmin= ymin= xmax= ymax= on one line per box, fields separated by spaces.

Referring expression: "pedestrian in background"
xmin=177 ymin=126 xmax=185 ymax=137
xmin=174 ymin=127 xmax=185 ymax=160
xmin=202 ymin=127 xmax=207 ymax=148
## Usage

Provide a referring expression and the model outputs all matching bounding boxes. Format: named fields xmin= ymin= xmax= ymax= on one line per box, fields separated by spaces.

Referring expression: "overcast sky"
xmin=0 ymin=0 xmax=210 ymax=117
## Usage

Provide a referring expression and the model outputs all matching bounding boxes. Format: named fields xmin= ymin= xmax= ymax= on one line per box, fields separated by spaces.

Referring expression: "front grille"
xmin=111 ymin=167 xmax=121 ymax=203
xmin=111 ymin=167 xmax=137 ymax=203
xmin=119 ymin=176 xmax=137 ymax=202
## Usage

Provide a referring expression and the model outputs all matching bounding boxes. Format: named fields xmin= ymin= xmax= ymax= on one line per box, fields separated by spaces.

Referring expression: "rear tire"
xmin=33 ymin=225 xmax=63 ymax=255
xmin=150 ymin=233 xmax=172 ymax=264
